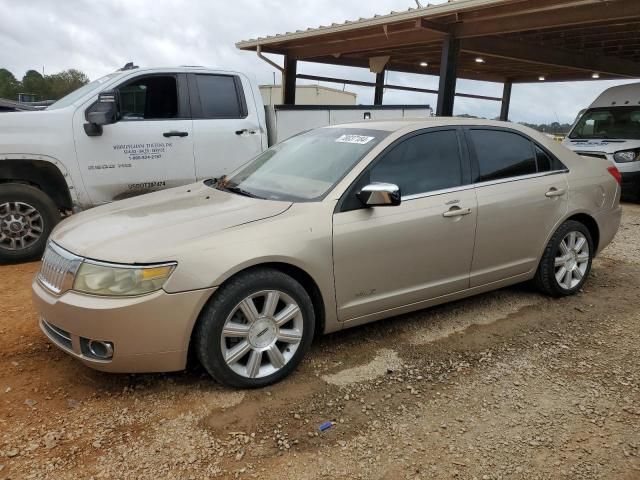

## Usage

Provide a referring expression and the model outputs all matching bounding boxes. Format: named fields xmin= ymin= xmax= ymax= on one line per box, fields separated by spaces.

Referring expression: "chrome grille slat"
xmin=37 ymin=243 xmax=83 ymax=295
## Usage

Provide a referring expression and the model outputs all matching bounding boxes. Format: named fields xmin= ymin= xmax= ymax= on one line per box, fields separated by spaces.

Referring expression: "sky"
xmin=0 ymin=0 xmax=635 ymax=124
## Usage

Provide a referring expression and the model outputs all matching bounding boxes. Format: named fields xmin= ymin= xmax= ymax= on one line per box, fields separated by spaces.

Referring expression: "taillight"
xmin=607 ymin=166 xmax=622 ymax=185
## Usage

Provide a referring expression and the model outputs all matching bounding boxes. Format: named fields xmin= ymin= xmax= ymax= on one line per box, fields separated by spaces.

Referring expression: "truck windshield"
xmin=569 ymin=106 xmax=640 ymax=140
xmin=217 ymin=128 xmax=388 ymax=202
xmin=47 ymin=73 xmax=122 ymax=110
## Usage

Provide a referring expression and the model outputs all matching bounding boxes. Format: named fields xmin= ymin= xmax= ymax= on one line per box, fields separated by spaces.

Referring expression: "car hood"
xmin=51 ymin=182 xmax=292 ymax=263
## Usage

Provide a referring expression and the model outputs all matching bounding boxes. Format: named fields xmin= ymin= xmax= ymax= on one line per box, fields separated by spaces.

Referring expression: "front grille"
xmin=576 ymin=151 xmax=608 ymax=160
xmin=41 ymin=318 xmax=73 ymax=351
xmin=37 ymin=243 xmax=82 ymax=294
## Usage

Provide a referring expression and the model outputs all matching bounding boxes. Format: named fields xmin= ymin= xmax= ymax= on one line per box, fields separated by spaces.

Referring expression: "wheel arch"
xmin=565 ymin=212 xmax=600 ymax=254
xmin=0 ymin=157 xmax=74 ymax=211
xmin=188 ymin=261 xmax=327 ymax=354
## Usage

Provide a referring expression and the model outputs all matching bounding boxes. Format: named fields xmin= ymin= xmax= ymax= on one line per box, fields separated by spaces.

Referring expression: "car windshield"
xmin=216 ymin=128 xmax=388 ymax=202
xmin=46 ymin=73 xmax=122 ymax=110
xmin=569 ymin=106 xmax=640 ymax=140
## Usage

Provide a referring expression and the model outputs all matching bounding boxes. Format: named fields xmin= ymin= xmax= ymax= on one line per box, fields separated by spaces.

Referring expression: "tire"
xmin=194 ymin=268 xmax=315 ymax=388
xmin=534 ymin=220 xmax=594 ymax=297
xmin=0 ymin=183 xmax=60 ymax=263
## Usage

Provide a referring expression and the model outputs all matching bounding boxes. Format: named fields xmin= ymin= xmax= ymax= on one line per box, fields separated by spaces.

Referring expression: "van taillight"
xmin=607 ymin=166 xmax=622 ymax=185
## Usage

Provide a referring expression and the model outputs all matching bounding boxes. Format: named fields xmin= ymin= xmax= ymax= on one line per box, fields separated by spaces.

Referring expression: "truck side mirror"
xmin=84 ymin=90 xmax=119 ymax=136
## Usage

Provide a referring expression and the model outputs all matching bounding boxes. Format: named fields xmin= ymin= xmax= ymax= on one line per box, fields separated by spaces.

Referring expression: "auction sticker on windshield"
xmin=335 ymin=134 xmax=376 ymax=145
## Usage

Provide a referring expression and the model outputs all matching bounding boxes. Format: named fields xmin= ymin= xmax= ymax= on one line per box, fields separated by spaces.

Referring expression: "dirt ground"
xmin=1 ymin=204 xmax=639 ymax=480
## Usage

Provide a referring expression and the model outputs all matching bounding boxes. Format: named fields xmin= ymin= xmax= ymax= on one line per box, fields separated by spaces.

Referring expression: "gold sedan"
xmin=32 ymin=119 xmax=622 ymax=388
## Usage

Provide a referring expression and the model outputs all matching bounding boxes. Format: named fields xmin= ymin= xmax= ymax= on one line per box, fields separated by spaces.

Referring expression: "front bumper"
xmin=32 ymin=280 xmax=215 ymax=373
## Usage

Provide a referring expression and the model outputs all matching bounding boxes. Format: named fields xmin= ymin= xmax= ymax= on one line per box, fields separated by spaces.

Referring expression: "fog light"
xmin=87 ymin=340 xmax=114 ymax=360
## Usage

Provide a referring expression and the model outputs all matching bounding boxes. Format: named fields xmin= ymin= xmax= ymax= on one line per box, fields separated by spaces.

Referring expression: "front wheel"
xmin=0 ymin=183 xmax=60 ymax=263
xmin=194 ymin=268 xmax=315 ymax=388
xmin=534 ymin=220 xmax=594 ymax=297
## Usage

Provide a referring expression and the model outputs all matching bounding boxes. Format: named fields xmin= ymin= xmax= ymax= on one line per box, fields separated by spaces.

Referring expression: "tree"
xmin=22 ymin=70 xmax=47 ymax=98
xmin=0 ymin=68 xmax=20 ymax=99
xmin=45 ymin=69 xmax=89 ymax=99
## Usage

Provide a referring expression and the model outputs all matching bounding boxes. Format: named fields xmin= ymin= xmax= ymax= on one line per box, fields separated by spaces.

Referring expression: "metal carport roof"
xmin=236 ymin=0 xmax=640 ymax=117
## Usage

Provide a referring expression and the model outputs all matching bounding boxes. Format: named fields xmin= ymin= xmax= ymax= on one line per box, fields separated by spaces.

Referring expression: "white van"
xmin=0 ymin=64 xmax=431 ymax=262
xmin=563 ymin=83 xmax=640 ymax=201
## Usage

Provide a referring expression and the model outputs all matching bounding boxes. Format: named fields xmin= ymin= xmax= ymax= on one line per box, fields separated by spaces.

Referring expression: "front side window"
xmin=569 ymin=107 xmax=640 ymax=140
xmin=370 ymin=130 xmax=463 ymax=196
xmin=196 ymin=74 xmax=244 ymax=119
xmin=217 ymin=128 xmax=388 ymax=202
xmin=118 ymin=75 xmax=178 ymax=120
xmin=470 ymin=129 xmax=536 ymax=182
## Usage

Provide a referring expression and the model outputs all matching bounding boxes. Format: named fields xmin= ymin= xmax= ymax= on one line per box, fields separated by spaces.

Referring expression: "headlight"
xmin=613 ymin=149 xmax=639 ymax=163
xmin=73 ymin=262 xmax=176 ymax=296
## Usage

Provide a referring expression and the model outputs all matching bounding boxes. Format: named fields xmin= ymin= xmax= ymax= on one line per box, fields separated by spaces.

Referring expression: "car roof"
xmin=326 ymin=117 xmax=534 ymax=134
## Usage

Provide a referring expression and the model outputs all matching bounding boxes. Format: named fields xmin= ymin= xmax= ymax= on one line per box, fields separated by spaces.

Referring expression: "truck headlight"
xmin=73 ymin=262 xmax=176 ymax=296
xmin=613 ymin=149 xmax=639 ymax=163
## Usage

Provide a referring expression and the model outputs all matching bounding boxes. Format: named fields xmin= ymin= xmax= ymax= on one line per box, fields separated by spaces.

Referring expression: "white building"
xmin=259 ymin=84 xmax=357 ymax=106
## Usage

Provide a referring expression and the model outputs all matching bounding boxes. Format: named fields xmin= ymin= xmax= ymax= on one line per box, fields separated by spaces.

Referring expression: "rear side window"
xmin=470 ymin=129 xmax=536 ymax=182
xmin=370 ymin=130 xmax=463 ymax=196
xmin=535 ymin=145 xmax=565 ymax=172
xmin=195 ymin=74 xmax=245 ymax=119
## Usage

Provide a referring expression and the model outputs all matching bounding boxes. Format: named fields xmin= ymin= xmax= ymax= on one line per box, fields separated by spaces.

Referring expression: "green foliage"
xmin=0 ymin=68 xmax=20 ymax=99
xmin=0 ymin=68 xmax=90 ymax=101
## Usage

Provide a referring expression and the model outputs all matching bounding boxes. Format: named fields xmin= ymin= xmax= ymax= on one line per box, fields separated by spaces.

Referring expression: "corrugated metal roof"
xmin=236 ymin=0 xmax=511 ymax=48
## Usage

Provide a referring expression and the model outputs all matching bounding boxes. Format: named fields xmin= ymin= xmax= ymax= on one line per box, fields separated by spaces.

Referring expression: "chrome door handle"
xmin=443 ymin=206 xmax=472 ymax=218
xmin=545 ymin=187 xmax=566 ymax=198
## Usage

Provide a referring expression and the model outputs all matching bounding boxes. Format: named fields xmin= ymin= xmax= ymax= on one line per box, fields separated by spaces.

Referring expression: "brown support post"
xmin=500 ymin=80 xmax=512 ymax=121
xmin=283 ymin=55 xmax=297 ymax=105
xmin=374 ymin=70 xmax=385 ymax=105
xmin=436 ymin=35 xmax=460 ymax=117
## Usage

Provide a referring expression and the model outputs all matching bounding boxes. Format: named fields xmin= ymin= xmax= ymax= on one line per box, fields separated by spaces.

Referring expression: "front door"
xmin=332 ymin=128 xmax=477 ymax=322
xmin=73 ymin=73 xmax=195 ymax=205
xmin=189 ymin=73 xmax=264 ymax=181
xmin=465 ymin=127 xmax=569 ymax=287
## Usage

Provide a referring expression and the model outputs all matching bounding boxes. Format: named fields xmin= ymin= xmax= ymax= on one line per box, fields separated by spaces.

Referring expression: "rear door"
xmin=73 ymin=73 xmax=195 ymax=204
xmin=465 ymin=127 xmax=569 ymax=287
xmin=189 ymin=73 xmax=264 ymax=180
xmin=332 ymin=128 xmax=477 ymax=321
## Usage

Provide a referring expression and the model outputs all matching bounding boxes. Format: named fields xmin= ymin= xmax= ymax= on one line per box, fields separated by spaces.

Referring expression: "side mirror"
xmin=356 ymin=183 xmax=401 ymax=207
xmin=84 ymin=90 xmax=119 ymax=136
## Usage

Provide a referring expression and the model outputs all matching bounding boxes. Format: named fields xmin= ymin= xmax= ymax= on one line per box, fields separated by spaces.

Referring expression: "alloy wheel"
xmin=220 ymin=290 xmax=304 ymax=379
xmin=0 ymin=201 xmax=44 ymax=251
xmin=554 ymin=231 xmax=590 ymax=290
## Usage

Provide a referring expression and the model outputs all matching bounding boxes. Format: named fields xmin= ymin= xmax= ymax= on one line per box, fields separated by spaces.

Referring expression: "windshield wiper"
xmin=223 ymin=185 xmax=262 ymax=199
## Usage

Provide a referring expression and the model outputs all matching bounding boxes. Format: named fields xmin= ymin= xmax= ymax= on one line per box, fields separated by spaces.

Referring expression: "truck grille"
xmin=37 ymin=243 xmax=82 ymax=294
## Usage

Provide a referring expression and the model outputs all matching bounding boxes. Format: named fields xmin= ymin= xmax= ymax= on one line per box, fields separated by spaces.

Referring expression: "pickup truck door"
xmin=72 ymin=73 xmax=195 ymax=205
xmin=188 ymin=73 xmax=264 ymax=181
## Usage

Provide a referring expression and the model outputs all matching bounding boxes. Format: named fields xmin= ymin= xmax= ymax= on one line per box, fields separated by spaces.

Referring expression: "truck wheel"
xmin=194 ymin=268 xmax=315 ymax=388
xmin=0 ymin=183 xmax=60 ymax=263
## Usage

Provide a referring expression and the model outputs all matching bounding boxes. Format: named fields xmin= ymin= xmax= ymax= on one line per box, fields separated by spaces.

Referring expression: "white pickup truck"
xmin=0 ymin=64 xmax=431 ymax=262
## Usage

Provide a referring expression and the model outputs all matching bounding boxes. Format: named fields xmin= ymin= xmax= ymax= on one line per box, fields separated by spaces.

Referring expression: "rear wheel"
xmin=0 ymin=183 xmax=60 ymax=263
xmin=194 ymin=268 xmax=315 ymax=388
xmin=534 ymin=220 xmax=593 ymax=297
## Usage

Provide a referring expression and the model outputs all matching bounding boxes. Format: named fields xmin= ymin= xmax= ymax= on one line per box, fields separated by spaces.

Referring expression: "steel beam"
xmin=436 ymin=35 xmax=460 ymax=116
xmin=374 ymin=71 xmax=385 ymax=105
xmin=283 ymin=56 xmax=297 ymax=105
xmin=500 ymin=80 xmax=512 ymax=121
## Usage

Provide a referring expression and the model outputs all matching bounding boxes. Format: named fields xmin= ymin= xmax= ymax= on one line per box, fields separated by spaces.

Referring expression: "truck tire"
xmin=0 ymin=183 xmax=61 ymax=263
